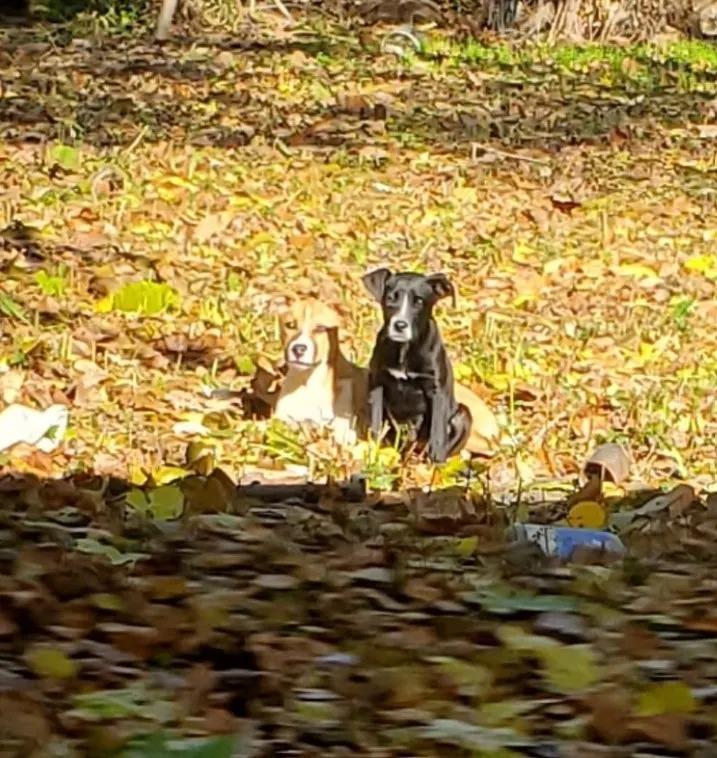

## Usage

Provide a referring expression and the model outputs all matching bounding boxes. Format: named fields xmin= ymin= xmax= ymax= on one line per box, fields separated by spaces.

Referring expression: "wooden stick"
xmin=155 ymin=0 xmax=179 ymax=41
xmin=470 ymin=143 xmax=549 ymax=166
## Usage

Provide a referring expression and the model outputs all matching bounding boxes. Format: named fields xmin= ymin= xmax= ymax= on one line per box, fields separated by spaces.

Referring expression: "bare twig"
xmin=155 ymin=0 xmax=179 ymax=41
xmin=470 ymin=143 xmax=550 ymax=166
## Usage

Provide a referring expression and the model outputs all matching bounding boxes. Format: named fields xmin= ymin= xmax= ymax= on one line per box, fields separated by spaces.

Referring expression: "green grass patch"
xmin=421 ymin=36 xmax=717 ymax=88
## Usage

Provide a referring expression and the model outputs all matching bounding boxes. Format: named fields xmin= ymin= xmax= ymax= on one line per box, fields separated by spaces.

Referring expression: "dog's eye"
xmin=414 ymin=296 xmax=424 ymax=306
xmin=314 ymin=325 xmax=327 ymax=333
xmin=386 ymin=291 xmax=399 ymax=303
xmin=285 ymin=320 xmax=297 ymax=330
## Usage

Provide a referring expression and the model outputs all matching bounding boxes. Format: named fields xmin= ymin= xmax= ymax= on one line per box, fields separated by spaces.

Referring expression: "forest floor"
xmin=2 ymin=8 xmax=717 ymax=756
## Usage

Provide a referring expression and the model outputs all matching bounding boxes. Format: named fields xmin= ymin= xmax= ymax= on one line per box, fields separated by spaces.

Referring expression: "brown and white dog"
xmin=274 ymin=298 xmax=367 ymax=444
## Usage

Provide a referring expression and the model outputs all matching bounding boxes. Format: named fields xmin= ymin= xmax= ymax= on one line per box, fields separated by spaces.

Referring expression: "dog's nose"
xmin=393 ymin=320 xmax=408 ymax=333
xmin=292 ymin=344 xmax=307 ymax=358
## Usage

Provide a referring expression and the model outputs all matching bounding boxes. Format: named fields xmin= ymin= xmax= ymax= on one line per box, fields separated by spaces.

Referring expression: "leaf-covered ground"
xmin=2 ymin=9 xmax=717 ymax=756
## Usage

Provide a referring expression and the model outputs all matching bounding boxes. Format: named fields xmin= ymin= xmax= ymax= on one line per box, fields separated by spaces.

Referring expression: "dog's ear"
xmin=362 ymin=267 xmax=392 ymax=302
xmin=268 ymin=294 xmax=292 ymax=316
xmin=426 ymin=273 xmax=456 ymax=307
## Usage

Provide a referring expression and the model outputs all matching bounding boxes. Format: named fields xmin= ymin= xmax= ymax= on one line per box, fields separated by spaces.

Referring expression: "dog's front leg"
xmin=368 ymin=385 xmax=384 ymax=439
xmin=428 ymin=390 xmax=450 ymax=462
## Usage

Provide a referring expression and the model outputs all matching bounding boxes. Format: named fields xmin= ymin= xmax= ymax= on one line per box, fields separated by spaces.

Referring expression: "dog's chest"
xmin=274 ymin=373 xmax=336 ymax=425
xmin=275 ymin=367 xmax=357 ymax=429
xmin=381 ymin=368 xmax=432 ymax=424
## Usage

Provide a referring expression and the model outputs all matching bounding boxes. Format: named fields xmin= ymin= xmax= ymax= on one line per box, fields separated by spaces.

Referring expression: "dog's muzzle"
xmin=387 ymin=317 xmax=411 ymax=342
xmin=286 ymin=337 xmax=317 ymax=368
xmin=387 ymin=292 xmax=413 ymax=343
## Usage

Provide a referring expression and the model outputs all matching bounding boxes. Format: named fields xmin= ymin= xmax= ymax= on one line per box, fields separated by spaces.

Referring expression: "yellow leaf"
xmin=128 ymin=464 xmax=147 ymax=486
xmin=151 ymin=465 xmax=191 ymax=485
xmin=616 ymin=263 xmax=659 ymax=280
xmin=539 ymin=645 xmax=598 ymax=693
xmin=637 ymin=682 xmax=695 ymax=717
xmin=228 ymin=195 xmax=258 ymax=209
xmin=484 ymin=372 xmax=511 ymax=391
xmin=684 ymin=254 xmax=717 ymax=276
xmin=163 ymin=175 xmax=198 ymax=190
xmin=94 ymin=296 xmax=112 ymax=313
xmin=246 ymin=231 xmax=276 ymax=249
xmin=129 ymin=220 xmax=154 ymax=235
xmin=418 ymin=209 xmax=439 ymax=227
xmin=567 ymin=500 xmax=607 ymax=528
xmin=639 ymin=341 xmax=655 ymax=362
xmin=129 ymin=220 xmax=172 ymax=238
xmin=513 ymin=292 xmax=538 ymax=307
xmin=497 ymin=624 xmax=559 ymax=651
xmin=453 ymin=362 xmax=472 ymax=382
xmin=543 ymin=257 xmax=566 ymax=275
xmin=455 ymin=536 xmax=478 ymax=558
xmin=378 ymin=446 xmax=401 ymax=468
xmin=157 ymin=186 xmax=179 ymax=203
xmin=89 ymin=593 xmax=125 ymax=611
xmin=512 ymin=242 xmax=535 ymax=264
xmin=454 ymin=186 xmax=477 ymax=203
xmin=26 ymin=646 xmax=77 ymax=679
xmin=602 ymin=481 xmax=623 ymax=498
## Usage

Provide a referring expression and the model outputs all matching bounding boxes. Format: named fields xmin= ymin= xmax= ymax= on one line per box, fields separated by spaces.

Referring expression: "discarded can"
xmin=506 ymin=523 xmax=626 ymax=561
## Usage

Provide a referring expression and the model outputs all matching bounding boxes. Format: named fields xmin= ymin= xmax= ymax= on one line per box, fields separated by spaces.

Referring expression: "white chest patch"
xmin=274 ymin=373 xmax=359 ymax=446
xmin=387 ymin=368 xmax=409 ymax=381
xmin=275 ymin=387 xmax=334 ymax=424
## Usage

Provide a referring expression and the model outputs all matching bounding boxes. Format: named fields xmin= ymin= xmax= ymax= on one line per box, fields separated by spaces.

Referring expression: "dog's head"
xmin=362 ymin=268 xmax=455 ymax=344
xmin=279 ymin=298 xmax=342 ymax=370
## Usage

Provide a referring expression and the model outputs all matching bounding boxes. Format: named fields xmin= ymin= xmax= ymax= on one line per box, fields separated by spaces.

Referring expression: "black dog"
xmin=362 ymin=268 xmax=471 ymax=463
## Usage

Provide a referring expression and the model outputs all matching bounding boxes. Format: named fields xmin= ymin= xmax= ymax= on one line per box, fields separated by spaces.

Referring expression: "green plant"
xmin=672 ymin=297 xmax=695 ymax=332
xmin=358 ymin=435 xmax=402 ymax=491
xmin=96 ymin=281 xmax=181 ymax=316
xmin=33 ymin=0 xmax=150 ymax=25
xmin=262 ymin=421 xmax=309 ymax=468
xmin=0 ymin=291 xmax=28 ymax=322
xmin=35 ymin=266 xmax=69 ymax=298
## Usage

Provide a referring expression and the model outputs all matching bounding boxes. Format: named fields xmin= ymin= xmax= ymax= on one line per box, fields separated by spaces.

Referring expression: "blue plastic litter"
xmin=506 ymin=523 xmax=626 ymax=560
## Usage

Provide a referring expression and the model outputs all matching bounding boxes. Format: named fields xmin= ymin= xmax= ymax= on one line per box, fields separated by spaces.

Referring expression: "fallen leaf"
xmin=587 ymin=687 xmax=632 ymax=743
xmin=628 ymin=714 xmax=688 ymax=750
xmin=25 ymin=645 xmax=77 ymax=679
xmin=539 ymin=645 xmax=599 ymax=693
xmin=637 ymin=681 xmax=695 ymax=717
xmin=567 ymin=500 xmax=607 ymax=528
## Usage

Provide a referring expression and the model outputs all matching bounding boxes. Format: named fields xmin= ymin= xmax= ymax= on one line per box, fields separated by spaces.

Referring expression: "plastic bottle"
xmin=506 ymin=523 xmax=626 ymax=560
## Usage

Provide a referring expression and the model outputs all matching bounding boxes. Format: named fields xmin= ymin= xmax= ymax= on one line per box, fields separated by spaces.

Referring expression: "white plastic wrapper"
xmin=0 ymin=403 xmax=69 ymax=453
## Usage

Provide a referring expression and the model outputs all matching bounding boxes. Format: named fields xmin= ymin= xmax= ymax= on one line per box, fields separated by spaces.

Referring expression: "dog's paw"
xmin=427 ymin=443 xmax=448 ymax=463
